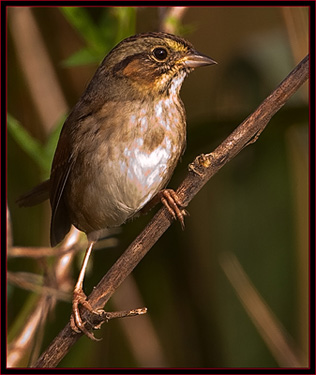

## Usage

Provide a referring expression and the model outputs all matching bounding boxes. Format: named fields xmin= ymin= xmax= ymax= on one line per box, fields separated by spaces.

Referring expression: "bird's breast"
xmin=106 ymin=99 xmax=185 ymax=215
xmin=68 ymin=96 xmax=186 ymax=232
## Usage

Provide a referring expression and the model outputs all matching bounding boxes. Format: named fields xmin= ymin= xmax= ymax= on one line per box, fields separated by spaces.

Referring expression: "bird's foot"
xmin=159 ymin=189 xmax=187 ymax=230
xmin=70 ymin=287 xmax=104 ymax=341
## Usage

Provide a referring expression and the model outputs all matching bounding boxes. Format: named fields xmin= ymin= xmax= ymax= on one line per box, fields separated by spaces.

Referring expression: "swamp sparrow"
xmin=18 ymin=32 xmax=216 ymax=339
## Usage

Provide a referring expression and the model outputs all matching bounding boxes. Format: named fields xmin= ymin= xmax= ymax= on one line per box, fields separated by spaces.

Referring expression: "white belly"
xmin=68 ymin=97 xmax=185 ymax=233
xmin=93 ymin=134 xmax=179 ymax=227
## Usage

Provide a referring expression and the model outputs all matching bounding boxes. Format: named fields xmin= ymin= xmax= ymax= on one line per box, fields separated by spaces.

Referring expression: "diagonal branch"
xmin=33 ymin=54 xmax=309 ymax=368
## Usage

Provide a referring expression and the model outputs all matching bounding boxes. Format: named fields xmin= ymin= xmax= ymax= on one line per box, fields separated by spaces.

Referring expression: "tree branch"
xmin=33 ymin=54 xmax=309 ymax=368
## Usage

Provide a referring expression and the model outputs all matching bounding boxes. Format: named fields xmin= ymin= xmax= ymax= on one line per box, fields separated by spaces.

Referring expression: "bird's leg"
xmin=159 ymin=189 xmax=187 ymax=229
xmin=70 ymin=240 xmax=104 ymax=341
xmin=141 ymin=189 xmax=187 ymax=229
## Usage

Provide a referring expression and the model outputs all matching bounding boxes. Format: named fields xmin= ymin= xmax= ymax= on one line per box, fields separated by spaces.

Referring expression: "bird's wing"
xmin=49 ymin=128 xmax=75 ymax=247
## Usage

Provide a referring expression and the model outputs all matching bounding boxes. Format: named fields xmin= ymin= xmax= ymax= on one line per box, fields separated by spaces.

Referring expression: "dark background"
xmin=7 ymin=6 xmax=309 ymax=368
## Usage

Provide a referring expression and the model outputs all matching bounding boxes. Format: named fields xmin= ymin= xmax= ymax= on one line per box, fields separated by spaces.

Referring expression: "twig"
xmin=33 ymin=55 xmax=309 ymax=368
xmin=104 ymin=308 xmax=148 ymax=321
xmin=7 ymin=227 xmax=81 ymax=367
xmin=7 ymin=296 xmax=52 ymax=367
xmin=7 ymin=272 xmax=71 ymax=302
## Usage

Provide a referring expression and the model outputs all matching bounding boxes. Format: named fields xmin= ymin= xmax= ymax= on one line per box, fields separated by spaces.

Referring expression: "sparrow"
xmin=18 ymin=31 xmax=216 ymax=339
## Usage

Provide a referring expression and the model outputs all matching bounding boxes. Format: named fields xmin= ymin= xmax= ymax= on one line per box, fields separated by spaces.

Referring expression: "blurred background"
xmin=7 ymin=6 xmax=309 ymax=368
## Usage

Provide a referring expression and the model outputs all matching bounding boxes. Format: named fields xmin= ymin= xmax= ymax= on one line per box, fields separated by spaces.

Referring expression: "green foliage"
xmin=60 ymin=7 xmax=136 ymax=67
xmin=7 ymin=114 xmax=64 ymax=178
xmin=164 ymin=13 xmax=195 ymax=36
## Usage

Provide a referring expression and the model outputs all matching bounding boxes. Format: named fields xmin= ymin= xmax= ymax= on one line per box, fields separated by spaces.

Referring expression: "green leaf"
xmin=7 ymin=114 xmax=49 ymax=171
xmin=59 ymin=7 xmax=105 ymax=53
xmin=59 ymin=7 xmax=137 ymax=69
xmin=61 ymin=47 xmax=101 ymax=67
xmin=112 ymin=7 xmax=136 ymax=44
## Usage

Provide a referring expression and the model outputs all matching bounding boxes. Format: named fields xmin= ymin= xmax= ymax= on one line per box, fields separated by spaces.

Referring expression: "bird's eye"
xmin=153 ymin=47 xmax=168 ymax=61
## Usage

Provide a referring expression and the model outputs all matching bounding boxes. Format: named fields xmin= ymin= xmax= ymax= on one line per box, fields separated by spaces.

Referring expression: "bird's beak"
xmin=183 ymin=51 xmax=217 ymax=68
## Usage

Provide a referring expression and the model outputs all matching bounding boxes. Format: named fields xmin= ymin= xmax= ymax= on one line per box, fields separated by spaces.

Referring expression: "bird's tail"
xmin=16 ymin=180 xmax=50 ymax=207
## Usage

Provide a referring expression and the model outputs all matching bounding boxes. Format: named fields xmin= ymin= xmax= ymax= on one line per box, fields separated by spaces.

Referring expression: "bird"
xmin=17 ymin=31 xmax=216 ymax=339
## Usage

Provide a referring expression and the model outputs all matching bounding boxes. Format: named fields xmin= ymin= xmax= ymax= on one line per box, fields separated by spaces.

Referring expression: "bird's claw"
xmin=159 ymin=189 xmax=187 ymax=230
xmin=70 ymin=288 xmax=104 ymax=341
